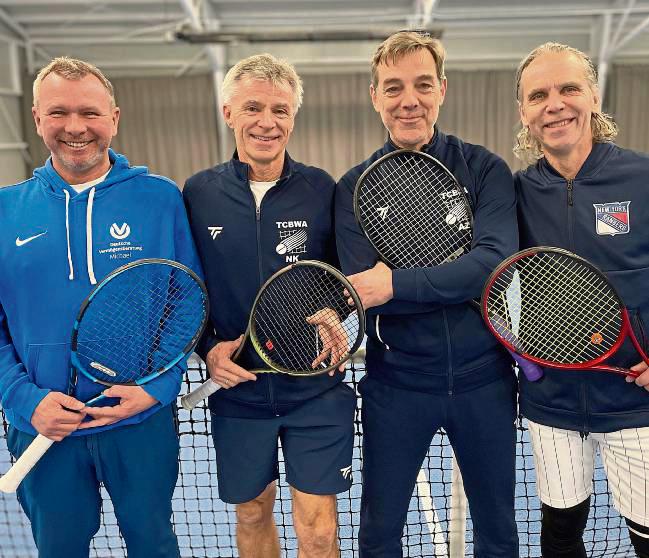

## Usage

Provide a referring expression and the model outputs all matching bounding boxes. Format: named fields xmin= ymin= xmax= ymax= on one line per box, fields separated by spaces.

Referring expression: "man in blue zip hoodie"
xmin=183 ymin=54 xmax=355 ymax=558
xmin=514 ymin=43 xmax=649 ymax=557
xmin=336 ymin=32 xmax=519 ymax=557
xmin=0 ymin=57 xmax=200 ymax=557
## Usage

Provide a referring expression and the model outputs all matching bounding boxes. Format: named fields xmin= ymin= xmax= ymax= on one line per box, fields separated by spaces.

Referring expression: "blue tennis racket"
xmin=0 ymin=258 xmax=208 ymax=493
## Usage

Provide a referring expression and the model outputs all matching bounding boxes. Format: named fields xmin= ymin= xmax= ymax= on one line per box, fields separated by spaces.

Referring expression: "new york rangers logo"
xmin=593 ymin=202 xmax=631 ymax=236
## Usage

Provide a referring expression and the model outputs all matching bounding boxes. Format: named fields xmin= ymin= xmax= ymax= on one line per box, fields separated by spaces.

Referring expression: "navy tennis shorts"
xmin=211 ymin=382 xmax=356 ymax=504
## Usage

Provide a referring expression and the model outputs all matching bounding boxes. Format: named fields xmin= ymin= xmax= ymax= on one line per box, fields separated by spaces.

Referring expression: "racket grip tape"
xmin=180 ymin=379 xmax=220 ymax=410
xmin=508 ymin=351 xmax=544 ymax=382
xmin=0 ymin=434 xmax=55 ymax=493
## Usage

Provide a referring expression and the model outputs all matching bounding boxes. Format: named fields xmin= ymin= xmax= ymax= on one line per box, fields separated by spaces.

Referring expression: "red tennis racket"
xmin=481 ymin=246 xmax=646 ymax=377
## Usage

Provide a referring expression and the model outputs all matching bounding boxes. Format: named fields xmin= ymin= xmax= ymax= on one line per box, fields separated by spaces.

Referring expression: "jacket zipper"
xmin=254 ymin=199 xmax=277 ymax=414
xmin=442 ymin=309 xmax=453 ymax=395
xmin=566 ymin=178 xmax=575 ymax=249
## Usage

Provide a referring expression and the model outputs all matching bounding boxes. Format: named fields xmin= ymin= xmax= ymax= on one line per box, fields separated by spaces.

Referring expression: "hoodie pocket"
xmin=25 ymin=343 xmax=72 ymax=394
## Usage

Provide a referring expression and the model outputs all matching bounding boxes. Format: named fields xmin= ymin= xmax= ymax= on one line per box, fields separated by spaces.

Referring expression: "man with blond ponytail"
xmin=514 ymin=42 xmax=649 ymax=557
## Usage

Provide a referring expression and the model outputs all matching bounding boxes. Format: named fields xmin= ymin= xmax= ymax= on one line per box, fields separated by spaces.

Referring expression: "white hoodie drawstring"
xmin=64 ymin=190 xmax=74 ymax=280
xmin=86 ymin=187 xmax=97 ymax=285
xmin=64 ymin=186 xmax=97 ymax=285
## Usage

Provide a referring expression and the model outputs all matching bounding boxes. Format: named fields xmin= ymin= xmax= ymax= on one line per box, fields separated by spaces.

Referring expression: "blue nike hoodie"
xmin=0 ymin=149 xmax=201 ymax=435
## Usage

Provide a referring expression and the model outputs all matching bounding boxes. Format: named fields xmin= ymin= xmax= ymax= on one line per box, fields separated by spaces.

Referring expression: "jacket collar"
xmin=538 ymin=141 xmax=616 ymax=181
xmin=228 ymin=150 xmax=295 ymax=183
xmin=385 ymin=126 xmax=442 ymax=154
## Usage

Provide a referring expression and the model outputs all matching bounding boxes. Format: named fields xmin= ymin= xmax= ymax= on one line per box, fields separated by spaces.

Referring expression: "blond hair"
xmin=33 ymin=56 xmax=116 ymax=108
xmin=514 ymin=42 xmax=618 ymax=164
xmin=222 ymin=53 xmax=303 ymax=112
xmin=371 ymin=31 xmax=446 ymax=87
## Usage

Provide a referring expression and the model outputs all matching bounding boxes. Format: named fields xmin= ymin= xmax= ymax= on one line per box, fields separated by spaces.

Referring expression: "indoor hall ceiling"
xmin=1 ymin=0 xmax=649 ymax=75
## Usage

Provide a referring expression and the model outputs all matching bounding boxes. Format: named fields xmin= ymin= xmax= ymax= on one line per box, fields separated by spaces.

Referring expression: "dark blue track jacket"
xmin=516 ymin=142 xmax=649 ymax=433
xmin=336 ymin=130 xmax=518 ymax=394
xmin=183 ymin=153 xmax=341 ymax=418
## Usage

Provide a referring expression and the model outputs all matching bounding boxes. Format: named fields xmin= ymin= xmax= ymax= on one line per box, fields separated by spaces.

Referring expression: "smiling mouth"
xmin=251 ymin=134 xmax=278 ymax=142
xmin=61 ymin=140 xmax=92 ymax=149
xmin=545 ymin=118 xmax=574 ymax=129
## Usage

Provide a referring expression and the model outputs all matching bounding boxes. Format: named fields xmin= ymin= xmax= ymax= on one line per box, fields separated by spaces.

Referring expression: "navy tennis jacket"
xmin=183 ymin=152 xmax=342 ymax=418
xmin=336 ymin=129 xmax=518 ymax=394
xmin=516 ymin=141 xmax=649 ymax=433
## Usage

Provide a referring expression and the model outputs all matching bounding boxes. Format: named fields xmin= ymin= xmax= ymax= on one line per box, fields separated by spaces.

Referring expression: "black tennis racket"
xmin=354 ymin=149 xmax=473 ymax=268
xmin=180 ymin=260 xmax=365 ymax=410
xmin=353 ymin=148 xmax=543 ymax=381
xmin=0 ymin=258 xmax=208 ymax=493
xmin=482 ymin=246 xmax=646 ymax=378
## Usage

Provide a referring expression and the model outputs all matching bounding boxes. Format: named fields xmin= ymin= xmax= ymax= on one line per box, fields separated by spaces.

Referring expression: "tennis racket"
xmin=180 ymin=260 xmax=365 ymax=410
xmin=482 ymin=246 xmax=646 ymax=378
xmin=0 ymin=258 xmax=208 ymax=493
xmin=353 ymin=149 xmax=543 ymax=381
xmin=354 ymin=149 xmax=473 ymax=268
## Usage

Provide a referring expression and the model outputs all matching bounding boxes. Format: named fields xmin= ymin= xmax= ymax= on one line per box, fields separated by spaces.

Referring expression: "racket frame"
xmin=70 ymin=258 xmax=208 ymax=394
xmin=180 ymin=260 xmax=365 ymax=410
xmin=353 ymin=148 xmax=474 ymax=268
xmin=248 ymin=259 xmax=365 ymax=376
xmin=481 ymin=246 xmax=647 ymax=376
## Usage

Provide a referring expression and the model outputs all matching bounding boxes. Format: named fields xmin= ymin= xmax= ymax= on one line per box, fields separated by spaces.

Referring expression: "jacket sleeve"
xmin=0 ymin=302 xmax=50 ymax=423
xmin=141 ymin=191 xmax=204 ymax=406
xmin=335 ymin=173 xmax=440 ymax=315
xmin=391 ymin=156 xmax=518 ymax=304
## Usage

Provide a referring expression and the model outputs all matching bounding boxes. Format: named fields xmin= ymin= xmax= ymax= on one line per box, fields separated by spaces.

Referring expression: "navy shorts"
xmin=211 ymin=383 xmax=356 ymax=504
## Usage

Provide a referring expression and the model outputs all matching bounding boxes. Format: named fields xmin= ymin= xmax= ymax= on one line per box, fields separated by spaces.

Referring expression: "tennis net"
xmin=0 ymin=358 xmax=634 ymax=557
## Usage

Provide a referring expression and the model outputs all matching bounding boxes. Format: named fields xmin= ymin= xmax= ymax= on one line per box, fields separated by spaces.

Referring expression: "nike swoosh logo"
xmin=16 ymin=232 xmax=47 ymax=247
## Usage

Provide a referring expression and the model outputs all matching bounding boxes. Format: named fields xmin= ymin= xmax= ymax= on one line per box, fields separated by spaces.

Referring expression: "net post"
xmin=448 ymin=451 xmax=467 ymax=557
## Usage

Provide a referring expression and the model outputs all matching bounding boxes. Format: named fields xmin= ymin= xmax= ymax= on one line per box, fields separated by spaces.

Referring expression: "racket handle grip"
xmin=508 ymin=351 xmax=544 ymax=382
xmin=0 ymin=434 xmax=54 ymax=493
xmin=180 ymin=379 xmax=220 ymax=410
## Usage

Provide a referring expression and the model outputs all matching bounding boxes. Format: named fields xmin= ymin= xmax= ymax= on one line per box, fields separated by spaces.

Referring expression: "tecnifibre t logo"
xmin=340 ymin=465 xmax=352 ymax=480
xmin=110 ymin=222 xmax=131 ymax=240
xmin=208 ymin=226 xmax=223 ymax=240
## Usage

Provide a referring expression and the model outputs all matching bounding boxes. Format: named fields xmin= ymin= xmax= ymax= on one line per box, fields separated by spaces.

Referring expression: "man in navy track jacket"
xmin=514 ymin=42 xmax=649 ymax=558
xmin=335 ymin=31 xmax=520 ymax=557
xmin=183 ymin=54 xmax=355 ymax=558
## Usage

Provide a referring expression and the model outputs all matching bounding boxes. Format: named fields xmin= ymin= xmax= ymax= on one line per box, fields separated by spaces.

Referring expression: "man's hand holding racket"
xmin=205 ymin=336 xmax=257 ymax=389
xmin=306 ymin=308 xmax=350 ymax=374
xmin=78 ymin=386 xmax=158 ymax=429
xmin=30 ymin=392 xmax=87 ymax=441
xmin=628 ymin=362 xmax=649 ymax=390
xmin=347 ymin=261 xmax=394 ymax=309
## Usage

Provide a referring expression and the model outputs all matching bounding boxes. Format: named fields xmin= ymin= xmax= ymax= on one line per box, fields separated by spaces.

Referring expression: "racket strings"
xmin=486 ymin=252 xmax=622 ymax=365
xmin=362 ymin=155 xmax=464 ymax=265
xmin=76 ymin=265 xmax=206 ymax=385
xmin=252 ymin=266 xmax=361 ymax=374
xmin=357 ymin=151 xmax=472 ymax=268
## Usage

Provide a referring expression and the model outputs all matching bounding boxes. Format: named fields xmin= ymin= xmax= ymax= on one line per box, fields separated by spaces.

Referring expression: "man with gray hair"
xmin=183 ymin=53 xmax=355 ymax=558
xmin=0 ymin=56 xmax=201 ymax=557
xmin=514 ymin=42 xmax=649 ymax=557
xmin=336 ymin=31 xmax=519 ymax=557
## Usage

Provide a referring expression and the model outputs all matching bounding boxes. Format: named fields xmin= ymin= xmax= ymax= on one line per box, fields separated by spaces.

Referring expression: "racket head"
xmin=353 ymin=149 xmax=473 ymax=268
xmin=248 ymin=260 xmax=365 ymax=375
xmin=71 ymin=258 xmax=209 ymax=387
xmin=481 ymin=247 xmax=625 ymax=369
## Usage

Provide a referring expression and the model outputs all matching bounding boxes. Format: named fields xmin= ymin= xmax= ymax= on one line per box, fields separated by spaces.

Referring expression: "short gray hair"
xmin=514 ymin=42 xmax=618 ymax=163
xmin=222 ymin=53 xmax=303 ymax=112
xmin=33 ymin=56 xmax=116 ymax=108
xmin=371 ymin=31 xmax=446 ymax=87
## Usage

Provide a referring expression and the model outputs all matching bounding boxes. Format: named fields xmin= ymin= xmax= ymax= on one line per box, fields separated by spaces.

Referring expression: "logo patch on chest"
xmin=593 ymin=202 xmax=631 ymax=236
xmin=275 ymin=221 xmax=308 ymax=262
